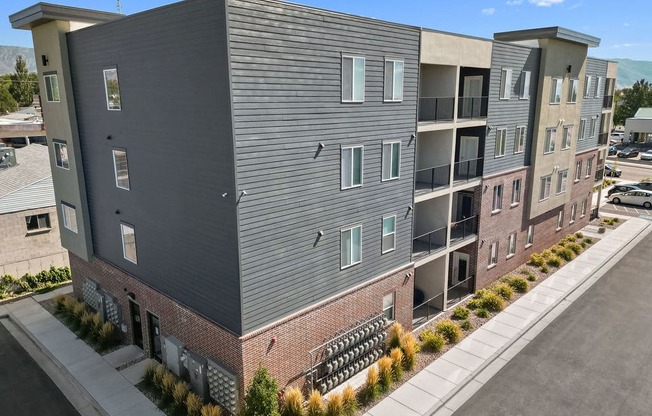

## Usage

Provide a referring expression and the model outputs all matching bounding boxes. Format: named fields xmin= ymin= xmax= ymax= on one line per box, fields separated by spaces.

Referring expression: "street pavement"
xmin=452 ymin=227 xmax=652 ymax=416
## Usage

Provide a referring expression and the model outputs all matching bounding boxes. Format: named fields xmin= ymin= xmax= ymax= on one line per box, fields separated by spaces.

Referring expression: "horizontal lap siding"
xmin=228 ymin=0 xmax=419 ymax=333
xmin=484 ymin=42 xmax=541 ymax=175
xmin=577 ymin=58 xmax=607 ymax=153
xmin=67 ymin=0 xmax=243 ymax=333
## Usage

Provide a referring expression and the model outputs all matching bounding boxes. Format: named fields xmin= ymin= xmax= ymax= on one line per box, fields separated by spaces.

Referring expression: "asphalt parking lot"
xmin=0 ymin=319 xmax=79 ymax=416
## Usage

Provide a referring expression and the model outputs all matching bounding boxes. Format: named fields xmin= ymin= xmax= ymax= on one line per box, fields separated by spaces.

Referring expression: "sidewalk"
xmin=0 ymin=288 xmax=162 ymax=416
xmin=365 ymin=217 xmax=652 ymax=416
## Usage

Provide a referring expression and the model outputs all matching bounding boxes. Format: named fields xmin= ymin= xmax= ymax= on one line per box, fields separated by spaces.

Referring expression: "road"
xmin=601 ymin=156 xmax=652 ymax=218
xmin=452 ymin=231 xmax=652 ymax=416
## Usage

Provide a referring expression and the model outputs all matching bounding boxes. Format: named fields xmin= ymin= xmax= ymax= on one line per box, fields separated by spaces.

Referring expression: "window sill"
xmin=549 ymin=102 xmax=561 ymax=105
xmin=381 ymin=248 xmax=395 ymax=255
xmin=341 ymin=185 xmax=363 ymax=190
xmin=381 ymin=177 xmax=399 ymax=183
xmin=26 ymin=228 xmax=51 ymax=236
xmin=506 ymin=254 xmax=515 ymax=260
xmin=494 ymin=155 xmax=505 ymax=159
xmin=543 ymin=151 xmax=554 ymax=155
xmin=569 ymin=220 xmax=575 ymax=225
xmin=341 ymin=100 xmax=365 ymax=104
xmin=580 ymin=214 xmax=586 ymax=219
xmin=539 ymin=197 xmax=550 ymax=203
xmin=340 ymin=262 xmax=361 ymax=270
xmin=487 ymin=264 xmax=497 ymax=270
xmin=510 ymin=203 xmax=520 ymax=208
xmin=556 ymin=227 xmax=562 ymax=232
xmin=574 ymin=179 xmax=580 ymax=183
xmin=514 ymin=150 xmax=524 ymax=155
xmin=491 ymin=209 xmax=502 ymax=215
xmin=561 ymin=148 xmax=570 ymax=151
xmin=519 ymin=97 xmax=530 ymax=100
xmin=525 ymin=243 xmax=533 ymax=249
xmin=383 ymin=99 xmax=403 ymax=103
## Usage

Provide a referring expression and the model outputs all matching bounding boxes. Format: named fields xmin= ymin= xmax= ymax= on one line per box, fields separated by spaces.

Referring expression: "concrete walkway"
xmin=365 ymin=217 xmax=652 ymax=416
xmin=0 ymin=289 xmax=162 ymax=416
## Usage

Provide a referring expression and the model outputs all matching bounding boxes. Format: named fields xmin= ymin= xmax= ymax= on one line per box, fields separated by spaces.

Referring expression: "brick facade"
xmin=70 ymin=253 xmax=414 ymax=398
xmin=0 ymin=206 xmax=69 ymax=277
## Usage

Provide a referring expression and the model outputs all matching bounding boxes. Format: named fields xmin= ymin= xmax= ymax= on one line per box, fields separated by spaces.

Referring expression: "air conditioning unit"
xmin=161 ymin=335 xmax=187 ymax=378
xmin=0 ymin=147 xmax=17 ymax=168
xmin=186 ymin=350 xmax=209 ymax=400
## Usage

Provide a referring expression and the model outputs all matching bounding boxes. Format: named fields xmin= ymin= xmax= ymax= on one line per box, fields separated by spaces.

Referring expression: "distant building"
xmin=624 ymin=108 xmax=652 ymax=143
xmin=0 ymin=144 xmax=69 ymax=277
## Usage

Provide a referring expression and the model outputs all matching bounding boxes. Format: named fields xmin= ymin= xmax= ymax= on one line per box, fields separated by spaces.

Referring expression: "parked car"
xmin=633 ymin=182 xmax=652 ymax=191
xmin=607 ymin=184 xmax=639 ymax=197
xmin=604 ymin=164 xmax=622 ymax=177
xmin=608 ymin=146 xmax=618 ymax=156
xmin=617 ymin=147 xmax=639 ymax=158
xmin=610 ymin=132 xmax=625 ymax=145
xmin=609 ymin=189 xmax=652 ymax=209
xmin=641 ymin=150 xmax=652 ymax=161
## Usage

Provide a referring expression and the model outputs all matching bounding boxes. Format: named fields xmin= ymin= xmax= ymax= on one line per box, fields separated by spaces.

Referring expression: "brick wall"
xmin=70 ymin=253 xmax=414 ymax=398
xmin=0 ymin=206 xmax=69 ymax=277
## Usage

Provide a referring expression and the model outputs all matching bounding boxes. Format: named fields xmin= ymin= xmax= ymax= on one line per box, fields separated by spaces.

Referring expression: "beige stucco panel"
xmin=606 ymin=61 xmax=618 ymax=79
xmin=421 ymin=31 xmax=492 ymax=68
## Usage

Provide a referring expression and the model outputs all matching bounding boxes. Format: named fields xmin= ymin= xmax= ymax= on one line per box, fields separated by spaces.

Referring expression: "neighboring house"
xmin=0 ymin=107 xmax=46 ymax=147
xmin=10 ymin=0 xmax=616 ymax=410
xmin=624 ymin=108 xmax=652 ymax=143
xmin=0 ymin=144 xmax=69 ymax=277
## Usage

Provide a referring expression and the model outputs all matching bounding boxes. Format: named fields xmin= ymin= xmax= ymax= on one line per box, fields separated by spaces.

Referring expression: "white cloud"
xmin=506 ymin=0 xmax=523 ymax=5
xmin=482 ymin=7 xmax=496 ymax=15
xmin=529 ymin=0 xmax=564 ymax=6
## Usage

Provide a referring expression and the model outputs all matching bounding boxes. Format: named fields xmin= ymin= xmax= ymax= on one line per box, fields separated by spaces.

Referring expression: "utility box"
xmin=186 ymin=350 xmax=209 ymax=400
xmin=161 ymin=335 xmax=187 ymax=378
xmin=0 ymin=147 xmax=17 ymax=168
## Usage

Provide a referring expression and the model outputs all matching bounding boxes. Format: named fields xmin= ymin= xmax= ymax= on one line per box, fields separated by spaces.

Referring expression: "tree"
xmin=8 ymin=56 xmax=37 ymax=107
xmin=614 ymin=79 xmax=652 ymax=126
xmin=242 ymin=366 xmax=280 ymax=416
xmin=0 ymin=85 xmax=18 ymax=113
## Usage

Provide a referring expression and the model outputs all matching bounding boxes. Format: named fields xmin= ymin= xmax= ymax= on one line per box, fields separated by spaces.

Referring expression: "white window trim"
xmin=584 ymin=75 xmax=593 ymax=98
xmin=507 ymin=233 xmax=517 ymax=258
xmin=579 ymin=119 xmax=587 ymax=141
xmin=556 ymin=170 xmax=568 ymax=195
xmin=495 ymin=128 xmax=507 ymax=158
xmin=103 ymin=68 xmax=121 ymax=111
xmin=341 ymin=224 xmax=362 ymax=269
xmin=550 ymin=77 xmax=563 ymax=104
xmin=526 ymin=224 xmax=534 ymax=248
xmin=489 ymin=241 xmax=499 ymax=268
xmin=556 ymin=210 xmax=564 ymax=231
xmin=61 ymin=202 xmax=78 ymax=234
xmin=341 ymin=145 xmax=364 ymax=189
xmin=381 ymin=141 xmax=401 ymax=181
xmin=492 ymin=184 xmax=503 ymax=213
xmin=561 ymin=125 xmax=573 ymax=150
xmin=342 ymin=55 xmax=365 ymax=103
xmin=381 ymin=215 xmax=396 ymax=254
xmin=514 ymin=126 xmax=525 ymax=154
xmin=511 ymin=179 xmax=521 ymax=206
xmin=585 ymin=157 xmax=593 ymax=178
xmin=112 ymin=149 xmax=130 ymax=191
xmin=568 ymin=78 xmax=579 ymax=104
xmin=44 ymin=74 xmax=60 ymax=103
xmin=539 ymin=175 xmax=552 ymax=202
xmin=580 ymin=199 xmax=587 ymax=218
xmin=544 ymin=128 xmax=556 ymax=154
xmin=53 ymin=140 xmax=69 ymax=170
xmin=382 ymin=292 xmax=395 ymax=321
xmin=519 ymin=71 xmax=531 ymax=100
xmin=500 ymin=68 xmax=512 ymax=100
xmin=570 ymin=203 xmax=577 ymax=224
xmin=121 ymin=223 xmax=137 ymax=264
xmin=596 ymin=76 xmax=604 ymax=98
xmin=575 ymin=160 xmax=582 ymax=182
xmin=384 ymin=58 xmax=404 ymax=102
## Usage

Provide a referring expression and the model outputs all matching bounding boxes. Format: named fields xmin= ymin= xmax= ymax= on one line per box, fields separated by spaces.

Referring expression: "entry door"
xmin=455 ymin=193 xmax=474 ymax=222
xmin=459 ymin=136 xmax=479 ymax=175
xmin=452 ymin=252 xmax=470 ymax=286
xmin=463 ymin=76 xmax=483 ymax=117
xmin=147 ymin=312 xmax=162 ymax=360
xmin=129 ymin=300 xmax=143 ymax=349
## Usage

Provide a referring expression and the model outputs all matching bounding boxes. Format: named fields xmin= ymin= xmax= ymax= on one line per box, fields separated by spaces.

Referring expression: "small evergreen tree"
xmin=243 ymin=366 xmax=280 ymax=416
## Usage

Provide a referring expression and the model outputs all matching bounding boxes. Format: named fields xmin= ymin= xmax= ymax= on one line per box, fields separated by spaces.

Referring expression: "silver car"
xmin=641 ymin=150 xmax=652 ymax=161
xmin=609 ymin=189 xmax=652 ymax=209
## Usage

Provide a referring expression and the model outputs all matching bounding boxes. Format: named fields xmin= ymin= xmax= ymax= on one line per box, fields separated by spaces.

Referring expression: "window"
xmin=575 ymin=160 xmax=582 ymax=181
xmin=26 ymin=213 xmax=50 ymax=231
xmin=341 ymin=225 xmax=362 ymax=268
xmin=590 ymin=117 xmax=598 ymax=138
xmin=500 ymin=68 xmax=512 ymax=99
xmin=507 ymin=233 xmax=516 ymax=257
xmin=568 ymin=79 xmax=578 ymax=103
xmin=112 ymin=149 xmax=130 ymax=190
xmin=341 ymin=146 xmax=363 ymax=189
xmin=584 ymin=75 xmax=593 ymax=98
xmin=512 ymin=179 xmax=521 ymax=205
xmin=495 ymin=129 xmax=506 ymax=157
xmin=526 ymin=225 xmax=534 ymax=246
xmin=382 ymin=142 xmax=400 ymax=181
xmin=121 ymin=223 xmax=137 ymax=264
xmin=492 ymin=184 xmax=503 ymax=211
xmin=53 ymin=141 xmax=69 ymax=170
xmin=579 ymin=119 xmax=587 ymax=140
xmin=61 ymin=203 xmax=78 ymax=233
xmin=520 ymin=71 xmax=531 ymax=99
xmin=44 ymin=74 xmax=60 ymax=102
xmin=342 ymin=56 xmax=365 ymax=102
xmin=596 ymin=76 xmax=604 ymax=98
xmin=382 ymin=293 xmax=395 ymax=320
xmin=562 ymin=125 xmax=573 ymax=150
xmin=557 ymin=210 xmax=564 ymax=230
xmin=550 ymin=77 xmax=563 ymax=104
xmin=384 ymin=59 xmax=404 ymax=102
xmin=514 ymin=126 xmax=525 ymax=153
xmin=586 ymin=157 xmax=593 ymax=177
xmin=570 ymin=203 xmax=577 ymax=223
xmin=556 ymin=170 xmax=568 ymax=194
xmin=489 ymin=242 xmax=498 ymax=266
xmin=539 ymin=175 xmax=552 ymax=201
xmin=581 ymin=199 xmax=587 ymax=217
xmin=544 ymin=128 xmax=556 ymax=154
xmin=382 ymin=216 xmax=396 ymax=253
xmin=103 ymin=68 xmax=121 ymax=110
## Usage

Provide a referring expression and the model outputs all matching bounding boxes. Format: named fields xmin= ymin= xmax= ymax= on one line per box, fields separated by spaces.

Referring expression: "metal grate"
xmin=82 ymin=279 xmax=103 ymax=312
xmin=207 ymin=358 xmax=238 ymax=414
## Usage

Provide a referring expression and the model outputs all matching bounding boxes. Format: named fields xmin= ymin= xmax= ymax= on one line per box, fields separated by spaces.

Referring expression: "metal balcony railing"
xmin=415 ymin=163 xmax=451 ymax=194
xmin=598 ymin=132 xmax=609 ymax=146
xmin=458 ymin=96 xmax=488 ymax=119
xmin=453 ymin=157 xmax=483 ymax=182
xmin=447 ymin=275 xmax=475 ymax=308
xmin=450 ymin=216 xmax=477 ymax=244
xmin=412 ymin=226 xmax=448 ymax=260
xmin=412 ymin=291 xmax=444 ymax=327
xmin=418 ymin=97 xmax=455 ymax=122
xmin=595 ymin=169 xmax=604 ymax=182
xmin=603 ymin=95 xmax=613 ymax=109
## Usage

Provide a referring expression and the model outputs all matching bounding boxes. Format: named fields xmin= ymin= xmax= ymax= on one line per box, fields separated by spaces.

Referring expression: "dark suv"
xmin=633 ymin=182 xmax=652 ymax=191
xmin=607 ymin=183 xmax=640 ymax=197
xmin=618 ymin=147 xmax=639 ymax=158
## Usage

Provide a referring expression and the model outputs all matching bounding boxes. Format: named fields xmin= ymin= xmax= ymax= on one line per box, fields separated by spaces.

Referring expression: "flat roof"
xmin=9 ymin=2 xmax=121 ymax=30
xmin=494 ymin=26 xmax=600 ymax=47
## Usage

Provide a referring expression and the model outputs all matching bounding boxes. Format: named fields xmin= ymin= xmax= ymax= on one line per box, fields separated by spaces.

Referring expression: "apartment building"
xmin=11 ymin=0 xmax=616 ymax=410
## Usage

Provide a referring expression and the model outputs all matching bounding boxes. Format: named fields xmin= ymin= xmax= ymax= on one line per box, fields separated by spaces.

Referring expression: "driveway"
xmin=453 ymin=230 xmax=652 ymax=416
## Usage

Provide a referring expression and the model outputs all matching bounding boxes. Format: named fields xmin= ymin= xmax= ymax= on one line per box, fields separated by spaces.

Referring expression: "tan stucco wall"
xmin=421 ymin=31 xmax=492 ymax=68
xmin=606 ymin=61 xmax=618 ymax=79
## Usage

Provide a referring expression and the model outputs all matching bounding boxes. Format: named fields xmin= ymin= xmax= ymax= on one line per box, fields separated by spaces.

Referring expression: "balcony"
xmin=415 ymin=164 xmax=450 ymax=195
xmin=453 ymin=157 xmax=483 ymax=182
xmin=412 ymin=291 xmax=443 ymax=327
xmin=598 ymin=132 xmax=609 ymax=146
xmin=419 ymin=97 xmax=455 ymax=122
xmin=450 ymin=216 xmax=477 ymax=244
xmin=458 ymin=96 xmax=488 ymax=119
xmin=447 ymin=275 xmax=475 ymax=308
xmin=595 ymin=168 xmax=604 ymax=182
xmin=603 ymin=95 xmax=613 ymax=109
xmin=413 ymin=226 xmax=447 ymax=261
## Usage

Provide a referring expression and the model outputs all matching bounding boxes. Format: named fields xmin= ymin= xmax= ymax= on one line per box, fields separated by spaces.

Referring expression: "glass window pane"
xmin=384 ymin=61 xmax=393 ymax=101
xmin=394 ymin=61 xmax=404 ymax=101
xmin=353 ymin=58 xmax=364 ymax=101
xmin=51 ymin=76 xmax=60 ymax=101
xmin=121 ymin=224 xmax=137 ymax=263
xmin=382 ymin=144 xmax=391 ymax=180
xmin=383 ymin=216 xmax=395 ymax=235
xmin=341 ymin=229 xmax=351 ymax=267
xmin=351 ymin=226 xmax=361 ymax=263
xmin=342 ymin=148 xmax=352 ymax=188
xmin=342 ymin=57 xmax=352 ymax=101
xmin=104 ymin=69 xmax=121 ymax=110
xmin=113 ymin=150 xmax=130 ymax=190
xmin=352 ymin=147 xmax=362 ymax=186
xmin=391 ymin=142 xmax=400 ymax=178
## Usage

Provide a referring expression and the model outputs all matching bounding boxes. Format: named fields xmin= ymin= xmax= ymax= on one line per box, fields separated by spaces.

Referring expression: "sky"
xmin=3 ymin=0 xmax=652 ymax=61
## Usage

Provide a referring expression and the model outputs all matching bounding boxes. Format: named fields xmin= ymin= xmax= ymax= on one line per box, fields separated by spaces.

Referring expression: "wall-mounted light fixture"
xmin=410 ymin=133 xmax=416 ymax=139
xmin=318 ymin=230 xmax=324 ymax=237
xmin=407 ymin=205 xmax=413 ymax=212
xmin=240 ymin=190 xmax=247 ymax=197
xmin=41 ymin=55 xmax=49 ymax=66
xmin=318 ymin=142 xmax=325 ymax=149
xmin=567 ymin=65 xmax=572 ymax=73
xmin=115 ymin=209 xmax=121 ymax=214
xmin=107 ymin=135 xmax=112 ymax=140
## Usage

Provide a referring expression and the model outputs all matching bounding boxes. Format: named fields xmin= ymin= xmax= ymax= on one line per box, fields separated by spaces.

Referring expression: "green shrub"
xmin=475 ymin=308 xmax=490 ymax=318
xmin=387 ymin=322 xmax=404 ymax=350
xmin=362 ymin=366 xmax=379 ymax=404
xmin=527 ymin=273 xmax=537 ymax=282
xmin=480 ymin=292 xmax=505 ymax=311
xmin=575 ymin=231 xmax=584 ymax=238
xmin=490 ymin=283 xmax=513 ymax=301
xmin=420 ymin=330 xmax=446 ymax=352
xmin=564 ymin=234 xmax=577 ymax=242
xmin=466 ymin=298 xmax=482 ymax=310
xmin=342 ymin=385 xmax=357 ymax=416
xmin=580 ymin=241 xmax=587 ymax=248
xmin=53 ymin=294 xmax=68 ymax=313
xmin=325 ymin=392 xmax=343 ymax=416
xmin=400 ymin=333 xmax=419 ymax=371
xmin=143 ymin=361 xmax=158 ymax=389
xmin=389 ymin=348 xmax=404 ymax=380
xmin=529 ymin=253 xmax=545 ymax=267
xmin=614 ymin=217 xmax=620 ymax=223
xmin=282 ymin=387 xmax=304 ymax=416
xmin=306 ymin=390 xmax=324 ymax=416
xmin=200 ymin=404 xmax=222 ymax=416
xmin=153 ymin=364 xmax=166 ymax=391
xmin=541 ymin=249 xmax=553 ymax=259
xmin=550 ymin=244 xmax=565 ymax=254
xmin=172 ymin=381 xmax=189 ymax=410
xmin=377 ymin=356 xmax=393 ymax=392
xmin=434 ymin=319 xmax=462 ymax=344
xmin=161 ymin=372 xmax=176 ymax=403
xmin=452 ymin=306 xmax=470 ymax=320
xmin=566 ymin=242 xmax=582 ymax=254
xmin=546 ymin=255 xmax=562 ymax=268
xmin=79 ymin=311 xmax=94 ymax=339
xmin=460 ymin=320 xmax=473 ymax=331
xmin=243 ymin=367 xmax=280 ymax=416
xmin=506 ymin=276 xmax=530 ymax=293
xmin=186 ymin=392 xmax=203 ymax=416
xmin=474 ymin=289 xmax=488 ymax=298
xmin=97 ymin=322 xmax=115 ymax=350
xmin=583 ymin=237 xmax=593 ymax=244
xmin=540 ymin=265 xmax=549 ymax=273
xmin=556 ymin=248 xmax=575 ymax=262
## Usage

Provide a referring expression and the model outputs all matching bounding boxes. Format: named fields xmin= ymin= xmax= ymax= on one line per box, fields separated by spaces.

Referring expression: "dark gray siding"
xmin=228 ymin=0 xmax=419 ymax=332
xmin=67 ymin=0 xmax=243 ymax=333
xmin=485 ymin=42 xmax=541 ymax=175
xmin=577 ymin=57 xmax=607 ymax=152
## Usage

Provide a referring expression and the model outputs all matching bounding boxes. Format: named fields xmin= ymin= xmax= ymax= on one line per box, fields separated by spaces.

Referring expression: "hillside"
xmin=613 ymin=59 xmax=652 ymax=89
xmin=0 ymin=46 xmax=36 ymax=74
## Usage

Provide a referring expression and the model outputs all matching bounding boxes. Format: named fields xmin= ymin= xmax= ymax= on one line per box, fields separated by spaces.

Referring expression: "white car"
xmin=641 ymin=150 xmax=652 ymax=161
xmin=609 ymin=189 xmax=652 ymax=209
xmin=610 ymin=132 xmax=625 ymax=145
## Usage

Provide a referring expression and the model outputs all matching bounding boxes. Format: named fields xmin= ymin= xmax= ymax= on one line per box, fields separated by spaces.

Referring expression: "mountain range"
xmin=0 ymin=45 xmax=650 ymax=90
